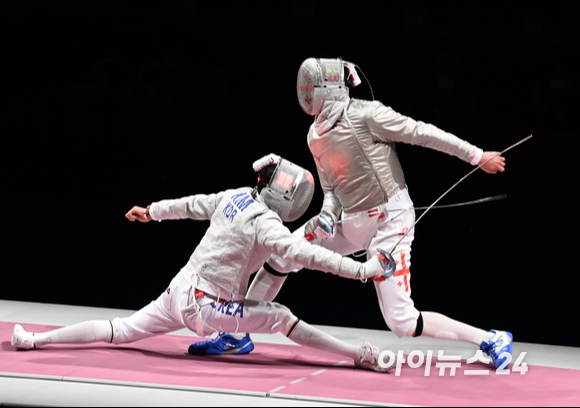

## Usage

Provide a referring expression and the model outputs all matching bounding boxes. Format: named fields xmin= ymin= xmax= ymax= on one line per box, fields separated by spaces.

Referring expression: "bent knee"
xmin=385 ymin=312 xmax=420 ymax=339
xmin=111 ymin=316 xmax=153 ymax=345
xmin=268 ymin=302 xmax=298 ymax=335
xmin=111 ymin=317 xmax=135 ymax=344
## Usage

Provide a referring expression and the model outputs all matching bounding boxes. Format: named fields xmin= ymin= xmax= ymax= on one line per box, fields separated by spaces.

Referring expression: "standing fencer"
xmin=11 ymin=154 xmax=397 ymax=373
xmin=193 ymin=58 xmax=513 ymax=369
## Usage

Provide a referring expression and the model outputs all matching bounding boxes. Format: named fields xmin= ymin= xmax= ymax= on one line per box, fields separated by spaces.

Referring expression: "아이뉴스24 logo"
xmin=377 ymin=350 xmax=528 ymax=377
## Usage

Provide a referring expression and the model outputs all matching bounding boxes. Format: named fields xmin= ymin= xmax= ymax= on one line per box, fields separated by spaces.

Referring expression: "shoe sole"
xmin=355 ymin=361 xmax=392 ymax=373
xmin=206 ymin=341 xmax=255 ymax=356
xmin=189 ymin=337 xmax=255 ymax=356
xmin=222 ymin=341 xmax=255 ymax=355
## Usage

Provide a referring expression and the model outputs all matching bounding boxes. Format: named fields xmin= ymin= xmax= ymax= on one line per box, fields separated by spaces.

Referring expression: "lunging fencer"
xmin=11 ymin=154 xmax=397 ymax=373
xmin=196 ymin=58 xmax=514 ymax=369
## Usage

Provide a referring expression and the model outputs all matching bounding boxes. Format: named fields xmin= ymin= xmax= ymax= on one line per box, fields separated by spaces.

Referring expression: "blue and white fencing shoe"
xmin=480 ymin=330 xmax=513 ymax=369
xmin=188 ymin=333 xmax=255 ymax=356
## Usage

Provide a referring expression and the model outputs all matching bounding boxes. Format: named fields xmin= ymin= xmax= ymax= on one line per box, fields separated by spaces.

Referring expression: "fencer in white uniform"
xmin=242 ymin=58 xmax=514 ymax=368
xmin=11 ymin=154 xmax=396 ymax=373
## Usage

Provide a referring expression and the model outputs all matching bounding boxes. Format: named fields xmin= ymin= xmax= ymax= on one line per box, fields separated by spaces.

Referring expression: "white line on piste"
xmin=269 ymin=361 xmax=341 ymax=395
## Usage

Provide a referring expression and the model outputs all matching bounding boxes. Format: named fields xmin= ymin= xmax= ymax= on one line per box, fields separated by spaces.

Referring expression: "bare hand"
xmin=479 ymin=152 xmax=506 ymax=174
xmin=125 ymin=206 xmax=150 ymax=223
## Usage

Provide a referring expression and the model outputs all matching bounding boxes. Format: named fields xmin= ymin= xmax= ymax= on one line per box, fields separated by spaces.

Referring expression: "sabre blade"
xmin=335 ymin=194 xmax=507 ymax=225
xmin=388 ymin=135 xmax=532 ymax=255
xmin=415 ymin=194 xmax=507 ymax=210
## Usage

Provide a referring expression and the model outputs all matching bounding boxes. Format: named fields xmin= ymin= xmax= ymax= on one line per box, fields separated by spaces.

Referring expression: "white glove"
xmin=304 ymin=211 xmax=336 ymax=241
xmin=362 ymin=250 xmax=396 ymax=281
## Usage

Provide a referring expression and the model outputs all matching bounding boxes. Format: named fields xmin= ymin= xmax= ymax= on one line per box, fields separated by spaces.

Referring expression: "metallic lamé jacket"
xmin=308 ymin=98 xmax=480 ymax=218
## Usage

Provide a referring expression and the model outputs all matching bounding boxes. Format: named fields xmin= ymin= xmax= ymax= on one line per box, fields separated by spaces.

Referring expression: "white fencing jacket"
xmin=150 ymin=187 xmax=368 ymax=298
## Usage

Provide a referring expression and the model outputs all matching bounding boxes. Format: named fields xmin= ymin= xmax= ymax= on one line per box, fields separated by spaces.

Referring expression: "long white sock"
xmin=34 ymin=320 xmax=113 ymax=348
xmin=421 ymin=312 xmax=494 ymax=346
xmin=288 ymin=321 xmax=361 ymax=361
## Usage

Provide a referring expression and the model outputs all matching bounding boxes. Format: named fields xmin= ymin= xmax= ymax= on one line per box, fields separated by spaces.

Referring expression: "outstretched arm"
xmin=125 ymin=191 xmax=227 ymax=223
xmin=367 ymin=102 xmax=484 ymax=165
xmin=257 ymin=214 xmax=388 ymax=281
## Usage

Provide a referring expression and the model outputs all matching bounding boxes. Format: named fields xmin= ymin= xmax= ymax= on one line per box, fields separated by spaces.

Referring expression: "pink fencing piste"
xmin=1 ymin=322 xmax=579 ymax=406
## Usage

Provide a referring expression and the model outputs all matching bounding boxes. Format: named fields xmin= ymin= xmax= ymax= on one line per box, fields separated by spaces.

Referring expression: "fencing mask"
xmin=297 ymin=57 xmax=361 ymax=116
xmin=253 ymin=153 xmax=315 ymax=222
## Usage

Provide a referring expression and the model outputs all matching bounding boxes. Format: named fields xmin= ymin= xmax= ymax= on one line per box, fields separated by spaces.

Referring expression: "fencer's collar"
xmin=251 ymin=187 xmax=264 ymax=203
xmin=314 ymin=94 xmax=349 ymax=136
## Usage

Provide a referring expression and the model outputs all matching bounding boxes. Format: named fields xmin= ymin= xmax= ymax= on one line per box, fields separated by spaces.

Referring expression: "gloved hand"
xmin=304 ymin=211 xmax=336 ymax=241
xmin=362 ymin=250 xmax=397 ymax=281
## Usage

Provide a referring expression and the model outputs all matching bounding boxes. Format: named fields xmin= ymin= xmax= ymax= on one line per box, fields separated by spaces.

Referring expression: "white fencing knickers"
xmin=111 ymin=268 xmax=297 ymax=344
xmin=111 ymin=272 xmax=193 ymax=344
xmin=181 ymin=295 xmax=297 ymax=337
xmin=267 ymin=187 xmax=420 ymax=338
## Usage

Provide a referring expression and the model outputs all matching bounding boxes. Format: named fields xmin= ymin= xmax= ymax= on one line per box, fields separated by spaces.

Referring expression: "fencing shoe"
xmin=188 ymin=333 xmax=255 ymax=356
xmin=355 ymin=342 xmax=393 ymax=373
xmin=11 ymin=324 xmax=37 ymax=350
xmin=480 ymin=330 xmax=513 ymax=369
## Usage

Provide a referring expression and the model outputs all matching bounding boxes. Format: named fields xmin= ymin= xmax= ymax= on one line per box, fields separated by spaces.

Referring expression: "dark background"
xmin=1 ymin=2 xmax=579 ymax=347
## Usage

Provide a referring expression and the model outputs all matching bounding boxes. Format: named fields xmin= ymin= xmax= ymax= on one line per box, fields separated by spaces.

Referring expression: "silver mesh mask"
xmin=297 ymin=58 xmax=349 ymax=116
xmin=260 ymin=159 xmax=315 ymax=222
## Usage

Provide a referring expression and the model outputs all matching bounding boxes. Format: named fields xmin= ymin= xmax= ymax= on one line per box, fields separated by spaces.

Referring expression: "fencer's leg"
xmin=197 ymin=298 xmax=388 ymax=371
xmin=206 ymin=221 xmax=359 ymax=345
xmin=217 ymin=264 xmax=288 ymax=342
xmin=418 ymin=312 xmax=494 ymax=345
xmin=111 ymin=286 xmax=188 ymax=345
xmin=417 ymin=312 xmax=513 ymax=369
xmin=13 ymin=275 xmax=189 ymax=350
xmin=246 ymin=265 xmax=288 ymax=302
xmin=373 ymin=259 xmax=496 ymax=344
xmin=248 ymin=218 xmax=360 ymax=303
xmin=284 ymin=318 xmax=360 ymax=361
xmin=285 ymin=317 xmax=390 ymax=372
xmin=233 ymin=235 xmax=299 ymax=341
xmin=368 ymin=188 xmax=422 ymax=338
xmin=194 ymin=299 xmax=360 ymax=360
xmin=12 ymin=321 xmax=113 ymax=350
xmin=36 ymin=320 xmax=114 ymax=348
xmin=372 ymin=252 xmax=421 ymax=338
xmin=15 ymin=297 xmax=186 ymax=349
xmin=246 ymin=223 xmax=310 ymax=304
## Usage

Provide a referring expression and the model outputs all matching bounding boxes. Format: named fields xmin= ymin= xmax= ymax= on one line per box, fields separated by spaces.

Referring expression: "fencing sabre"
xmin=336 ymin=194 xmax=508 ymax=227
xmin=377 ymin=135 xmax=533 ymax=280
